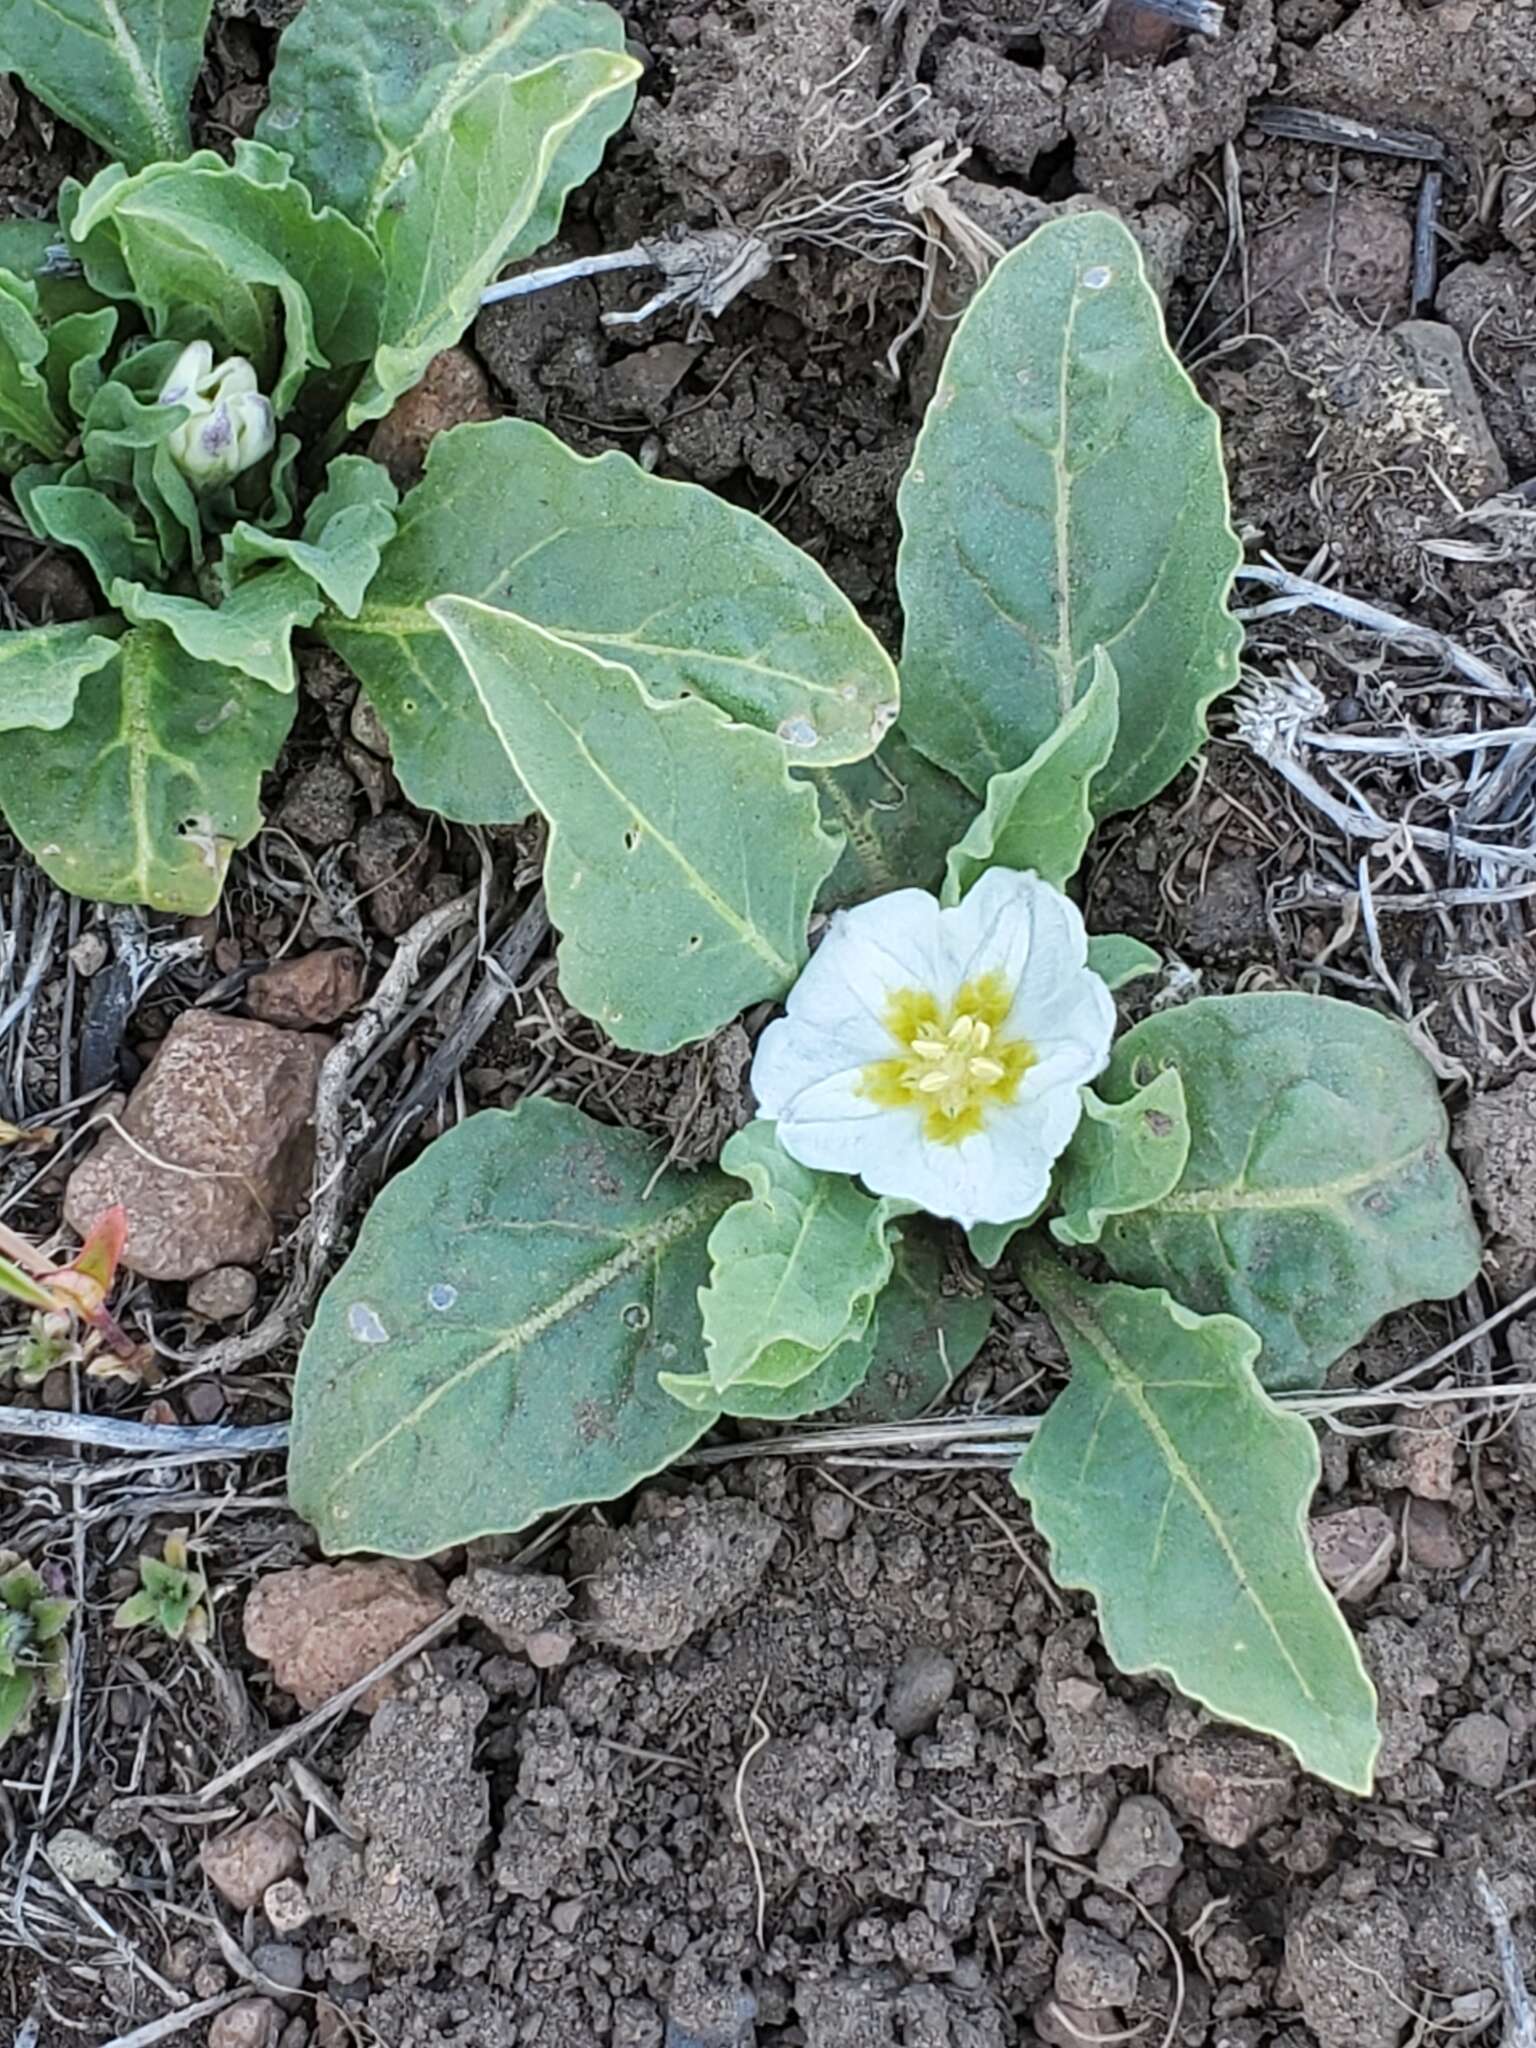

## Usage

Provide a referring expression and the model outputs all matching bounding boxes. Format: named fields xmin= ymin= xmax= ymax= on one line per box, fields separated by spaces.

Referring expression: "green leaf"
xmin=111 ymin=1592 xmax=158 ymax=1630
xmin=839 ymin=1227 xmax=993 ymax=1423
xmin=0 ymin=271 xmax=70 ymax=460
xmin=0 ymin=1252 xmax=59 ymax=1311
xmin=62 ymin=141 xmax=384 ymax=411
xmin=258 ymin=0 xmax=635 ymax=252
xmin=897 ymin=212 xmax=1242 ymax=816
xmin=43 ymin=305 xmax=120 ymax=422
xmin=1087 ymin=933 xmax=1160 ymax=990
xmin=428 ymin=595 xmax=841 ymax=1053
xmin=0 ymin=0 xmax=210 ymax=168
xmin=810 ymin=733 xmax=979 ymax=910
xmin=660 ymin=1317 xmax=880 ymax=1421
xmin=966 ymin=1200 xmax=1048 ymax=1273
xmin=1050 ymin=1069 xmax=1190 ymax=1247
xmin=1094 ymin=994 xmax=1483 ymax=1390
xmin=942 ymin=647 xmax=1119 ymax=903
xmin=14 ymin=470 xmax=164 ymax=588
xmin=224 ymin=454 xmax=398 ymax=618
xmin=288 ymin=1100 xmax=733 ymax=1557
xmin=0 ymin=621 xmax=121 ymax=734
xmin=0 ymin=1671 xmax=36 ymax=1746
xmin=111 ymin=570 xmax=324 ymax=692
xmin=698 ymin=1122 xmax=910 ymax=1394
xmin=345 ymin=49 xmax=641 ymax=428
xmin=1014 ymin=1246 xmax=1379 ymax=1793
xmin=329 ymin=419 xmax=899 ymax=821
xmin=0 ymin=625 xmax=295 ymax=913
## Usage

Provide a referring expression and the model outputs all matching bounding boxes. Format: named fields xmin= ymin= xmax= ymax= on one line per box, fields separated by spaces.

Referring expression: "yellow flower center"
xmin=859 ymin=973 xmax=1035 ymax=1145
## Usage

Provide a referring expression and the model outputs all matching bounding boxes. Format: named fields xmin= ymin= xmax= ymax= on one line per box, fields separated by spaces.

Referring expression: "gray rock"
xmin=1056 ymin=1922 xmax=1140 ymax=2010
xmin=885 ymin=1646 xmax=958 ymax=1741
xmin=1439 ymin=1712 xmax=1510 ymax=1790
xmin=1095 ymin=1795 xmax=1183 ymax=1902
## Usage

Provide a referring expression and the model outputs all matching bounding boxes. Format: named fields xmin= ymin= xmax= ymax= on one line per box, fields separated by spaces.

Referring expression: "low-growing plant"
xmin=0 ymin=1204 xmax=130 ymax=1382
xmin=281 ymin=215 xmax=1482 ymax=1796
xmin=0 ymin=1554 xmax=73 ymax=1746
xmin=113 ymin=1529 xmax=209 ymax=1644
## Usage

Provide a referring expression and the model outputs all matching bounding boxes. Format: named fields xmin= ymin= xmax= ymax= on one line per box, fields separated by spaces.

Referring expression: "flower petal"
xmin=1015 ymin=969 xmax=1117 ymax=1093
xmin=944 ymin=866 xmax=1088 ymax=997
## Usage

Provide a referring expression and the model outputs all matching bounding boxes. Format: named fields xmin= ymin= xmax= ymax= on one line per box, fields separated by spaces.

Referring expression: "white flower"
xmin=751 ymin=868 xmax=1116 ymax=1229
xmin=159 ymin=341 xmax=274 ymax=488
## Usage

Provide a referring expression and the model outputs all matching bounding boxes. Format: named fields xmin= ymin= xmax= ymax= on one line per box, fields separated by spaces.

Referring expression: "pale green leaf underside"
xmin=1015 ymin=1252 xmax=1379 ymax=1793
xmin=347 ymin=51 xmax=640 ymax=429
xmin=0 ymin=625 xmax=293 ymax=914
xmin=943 ymin=645 xmax=1119 ymax=903
xmin=329 ymin=418 xmax=900 ymax=822
xmin=811 ymin=733 xmax=979 ymax=911
xmin=0 ymin=620 xmax=120 ymax=734
xmin=1051 ymin=1068 xmax=1191 ymax=1247
xmin=1096 ymin=994 xmax=1483 ymax=1390
xmin=898 ymin=211 xmax=1243 ymax=816
xmin=1086 ymin=932 xmax=1160 ymax=991
xmin=430 ymin=596 xmax=841 ymax=1054
xmin=288 ymin=1100 xmax=733 ymax=1557
xmin=0 ymin=0 xmax=210 ymax=169
xmin=700 ymin=1122 xmax=909 ymax=1392
xmin=112 ymin=571 xmax=323 ymax=693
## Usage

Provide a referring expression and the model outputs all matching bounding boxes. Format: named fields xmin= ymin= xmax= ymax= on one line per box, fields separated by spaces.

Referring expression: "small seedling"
xmin=113 ymin=1530 xmax=209 ymax=1645
xmin=0 ymin=1206 xmax=132 ymax=1383
xmin=0 ymin=1555 xmax=73 ymax=1746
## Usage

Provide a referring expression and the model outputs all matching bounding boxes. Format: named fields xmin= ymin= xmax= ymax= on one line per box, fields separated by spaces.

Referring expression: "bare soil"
xmin=4 ymin=1 xmax=1536 ymax=2044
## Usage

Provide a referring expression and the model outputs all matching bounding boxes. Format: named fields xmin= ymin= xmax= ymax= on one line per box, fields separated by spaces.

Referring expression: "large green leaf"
xmin=810 ymin=733 xmax=978 ymax=910
xmin=258 ymin=0 xmax=634 ymax=255
xmin=1050 ymin=1068 xmax=1190 ymax=1248
xmin=347 ymin=50 xmax=640 ymax=427
xmin=288 ymin=1100 xmax=733 ymax=1557
xmin=14 ymin=469 xmax=164 ymax=587
xmin=698 ymin=1122 xmax=910 ymax=1394
xmin=942 ymin=647 xmax=1118 ymax=903
xmin=111 ymin=570 xmax=324 ymax=692
xmin=430 ymin=596 xmax=840 ymax=1053
xmin=329 ymin=420 xmax=899 ymax=820
xmin=62 ymin=142 xmax=384 ymax=411
xmin=0 ymin=0 xmax=210 ymax=168
xmin=663 ymin=1317 xmax=880 ymax=1421
xmin=0 ymin=271 xmax=70 ymax=460
xmin=0 ymin=621 xmax=121 ymax=734
xmin=897 ymin=212 xmax=1242 ymax=816
xmin=223 ymin=454 xmax=398 ymax=618
xmin=0 ymin=625 xmax=294 ymax=913
xmin=1095 ymin=995 xmax=1482 ymax=1390
xmin=1015 ymin=1248 xmax=1378 ymax=1793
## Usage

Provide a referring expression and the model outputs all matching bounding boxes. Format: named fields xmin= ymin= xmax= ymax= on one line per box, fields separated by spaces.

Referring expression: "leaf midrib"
xmin=1144 ymin=1140 xmax=1429 ymax=1215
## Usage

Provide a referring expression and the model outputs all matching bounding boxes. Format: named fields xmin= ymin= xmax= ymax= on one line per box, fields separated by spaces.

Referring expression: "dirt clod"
xmin=1041 ymin=1780 xmax=1112 ymax=1857
xmin=450 ymin=1565 xmax=571 ymax=1655
xmin=1095 ymin=1795 xmax=1183 ymax=1901
xmin=246 ymin=948 xmax=366 ymax=1030
xmin=1457 ymin=1075 xmax=1536 ymax=1255
xmin=210 ymin=2001 xmax=281 ymax=2048
xmin=885 ymin=1645 xmax=958 ymax=1740
xmin=1056 ymin=1922 xmax=1139 ymax=2010
xmin=493 ymin=1704 xmax=614 ymax=1902
xmin=579 ymin=1495 xmax=781 ymax=1654
xmin=63 ymin=1011 xmax=329 ymax=1279
xmin=278 ymin=760 xmax=359 ymax=849
xmin=47 ymin=1827 xmax=124 ymax=1887
xmin=186 ymin=1266 xmax=259 ymax=1321
xmin=1241 ymin=189 xmax=1413 ymax=337
xmin=1285 ymin=1890 xmax=1412 ymax=2048
xmin=243 ymin=1560 xmax=449 ymax=1712
xmin=201 ymin=1816 xmax=304 ymax=1912
xmin=1312 ymin=1506 xmax=1396 ymax=1602
xmin=933 ymin=39 xmax=1067 ymax=178
xmin=1157 ymin=1732 xmax=1294 ymax=1848
xmin=1439 ymin=1712 xmax=1510 ymax=1789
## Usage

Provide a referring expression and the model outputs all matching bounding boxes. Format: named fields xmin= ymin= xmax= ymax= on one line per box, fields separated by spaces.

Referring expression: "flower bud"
xmin=159 ymin=343 xmax=275 ymax=487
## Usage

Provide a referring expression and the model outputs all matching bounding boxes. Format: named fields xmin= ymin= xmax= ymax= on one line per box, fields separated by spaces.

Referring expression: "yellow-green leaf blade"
xmin=289 ymin=1101 xmax=733 ymax=1557
xmin=1095 ymin=994 xmax=1482 ymax=1389
xmin=1050 ymin=1067 xmax=1190 ymax=1247
xmin=898 ymin=212 xmax=1242 ymax=815
xmin=0 ymin=620 xmax=121 ymax=734
xmin=1015 ymin=1249 xmax=1379 ymax=1793
xmin=429 ymin=596 xmax=841 ymax=1053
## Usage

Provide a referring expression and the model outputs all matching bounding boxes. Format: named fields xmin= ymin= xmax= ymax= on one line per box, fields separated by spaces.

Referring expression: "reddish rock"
xmin=63 ymin=1012 xmax=330 ymax=1279
xmin=246 ymin=949 xmax=366 ymax=1031
xmin=367 ymin=347 xmax=497 ymax=489
xmin=243 ymin=1561 xmax=450 ymax=1713
xmin=1311 ymin=1505 xmax=1395 ymax=1603
xmin=210 ymin=1999 xmax=281 ymax=2048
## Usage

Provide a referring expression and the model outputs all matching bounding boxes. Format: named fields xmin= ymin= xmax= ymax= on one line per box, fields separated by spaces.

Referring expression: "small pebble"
xmin=187 ymin=1266 xmax=258 ymax=1321
xmin=810 ymin=1490 xmax=855 ymax=1542
xmin=1439 ymin=1712 xmax=1510 ymax=1790
xmin=884 ymin=1645 xmax=958 ymax=1740
xmin=47 ymin=1828 xmax=124 ymax=1887
xmin=1095 ymin=1795 xmax=1183 ymax=1902
xmin=210 ymin=1997 xmax=281 ymax=2048
xmin=1056 ymin=1922 xmax=1140 ymax=2010
xmin=525 ymin=1627 xmax=576 ymax=1669
xmin=263 ymin=1877 xmax=312 ymax=1935
xmin=202 ymin=1816 xmax=304 ymax=1912
xmin=550 ymin=1898 xmax=584 ymax=1934
xmin=252 ymin=1942 xmax=306 ymax=1995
